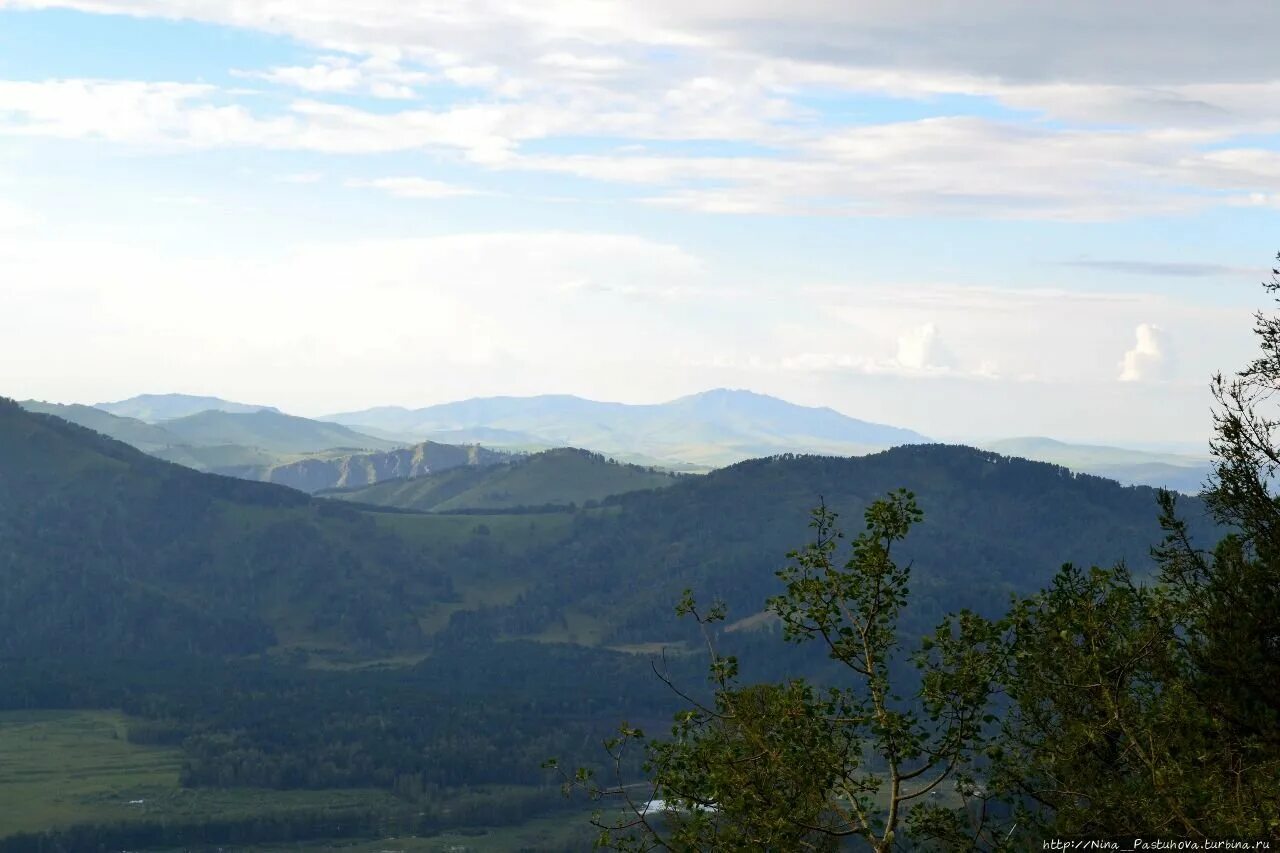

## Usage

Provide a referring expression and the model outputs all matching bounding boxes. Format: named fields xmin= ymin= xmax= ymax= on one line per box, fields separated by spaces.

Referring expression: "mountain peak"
xmin=96 ymin=393 xmax=279 ymax=422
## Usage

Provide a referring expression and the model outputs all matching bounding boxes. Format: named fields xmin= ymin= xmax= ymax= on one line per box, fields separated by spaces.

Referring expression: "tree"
xmin=555 ymin=492 xmax=1008 ymax=851
xmin=560 ymin=258 xmax=1280 ymax=849
xmin=954 ymin=260 xmax=1280 ymax=840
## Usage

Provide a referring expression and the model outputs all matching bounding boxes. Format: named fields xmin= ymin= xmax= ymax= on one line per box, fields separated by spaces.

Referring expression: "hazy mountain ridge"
xmin=323 ymin=388 xmax=930 ymax=466
xmin=156 ymin=409 xmax=400 ymax=454
xmin=96 ymin=393 xmax=280 ymax=422
xmin=983 ymin=436 xmax=1212 ymax=493
xmin=19 ymin=400 xmax=186 ymax=451
xmin=26 ymin=393 xmax=1211 ymax=494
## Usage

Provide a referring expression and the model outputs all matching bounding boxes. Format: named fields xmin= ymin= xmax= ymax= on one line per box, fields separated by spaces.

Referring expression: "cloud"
xmin=346 ymin=177 xmax=489 ymax=198
xmin=895 ymin=322 xmax=951 ymax=371
xmin=1062 ymin=260 xmax=1258 ymax=278
xmin=276 ymin=172 xmax=323 ymax=184
xmin=777 ymin=322 xmax=967 ymax=378
xmin=4 ymin=1 xmax=1280 ymax=220
xmin=12 ymin=0 xmax=1280 ymax=86
xmin=1119 ymin=323 xmax=1171 ymax=382
xmin=235 ymin=56 xmax=432 ymax=99
xmin=3 ymin=1 xmax=1280 ymax=224
xmin=0 ymin=228 xmax=710 ymax=405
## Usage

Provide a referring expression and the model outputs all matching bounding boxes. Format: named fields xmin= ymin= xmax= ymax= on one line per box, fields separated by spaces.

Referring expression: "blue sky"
xmin=2 ymin=1 xmax=1278 ymax=444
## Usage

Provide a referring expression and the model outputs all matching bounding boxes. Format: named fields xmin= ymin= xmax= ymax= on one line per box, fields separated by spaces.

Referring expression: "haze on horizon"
xmin=2 ymin=1 xmax=1278 ymax=444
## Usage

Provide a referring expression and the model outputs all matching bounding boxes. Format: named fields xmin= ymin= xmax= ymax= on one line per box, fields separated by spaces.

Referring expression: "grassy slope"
xmin=0 ymin=710 xmax=593 ymax=847
xmin=0 ymin=710 xmax=409 ymax=837
xmin=333 ymin=448 xmax=676 ymax=511
xmin=150 ymin=443 xmax=284 ymax=469
xmin=157 ymin=409 xmax=402 ymax=454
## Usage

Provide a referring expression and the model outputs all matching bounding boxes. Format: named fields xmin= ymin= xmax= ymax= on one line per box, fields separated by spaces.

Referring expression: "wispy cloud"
xmin=1062 ymin=260 xmax=1258 ymax=277
xmin=2 ymin=2 xmax=1280 ymax=220
xmin=346 ymin=177 xmax=490 ymax=199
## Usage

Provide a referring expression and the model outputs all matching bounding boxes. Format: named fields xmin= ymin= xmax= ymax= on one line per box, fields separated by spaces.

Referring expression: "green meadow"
xmin=0 ymin=710 xmax=408 ymax=838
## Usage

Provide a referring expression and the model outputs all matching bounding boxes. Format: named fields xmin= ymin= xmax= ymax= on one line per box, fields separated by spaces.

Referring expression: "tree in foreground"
xmin=552 ymin=491 xmax=1009 ymax=850
xmin=987 ymin=263 xmax=1280 ymax=838
xmin=557 ymin=259 xmax=1280 ymax=848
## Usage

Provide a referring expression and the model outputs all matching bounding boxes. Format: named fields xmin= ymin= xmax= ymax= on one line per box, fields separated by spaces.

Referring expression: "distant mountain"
xmin=984 ymin=436 xmax=1211 ymax=494
xmin=223 ymin=440 xmax=512 ymax=493
xmin=158 ymin=409 xmax=402 ymax=455
xmin=323 ymin=389 xmax=928 ymax=466
xmin=18 ymin=400 xmax=185 ymax=451
xmin=96 ymin=393 xmax=280 ymax=422
xmin=0 ymin=398 xmax=452 ymax=657
xmin=328 ymin=447 xmax=678 ymax=511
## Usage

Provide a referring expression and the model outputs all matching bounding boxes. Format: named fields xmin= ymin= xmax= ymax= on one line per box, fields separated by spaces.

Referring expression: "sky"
xmin=1 ymin=1 xmax=1278 ymax=445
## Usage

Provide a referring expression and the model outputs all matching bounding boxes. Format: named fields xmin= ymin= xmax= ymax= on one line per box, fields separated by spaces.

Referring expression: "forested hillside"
xmin=0 ymin=399 xmax=453 ymax=656
xmin=330 ymin=447 xmax=678 ymax=511
xmin=463 ymin=446 xmax=1216 ymax=653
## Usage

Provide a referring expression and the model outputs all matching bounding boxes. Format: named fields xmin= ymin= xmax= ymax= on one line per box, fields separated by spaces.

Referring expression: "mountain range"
xmin=321 ymin=388 xmax=931 ymax=466
xmin=96 ymin=393 xmax=280 ymax=421
xmin=18 ymin=391 xmax=1214 ymax=495
xmin=982 ymin=436 xmax=1211 ymax=494
xmin=1 ymin=396 xmax=1214 ymax=661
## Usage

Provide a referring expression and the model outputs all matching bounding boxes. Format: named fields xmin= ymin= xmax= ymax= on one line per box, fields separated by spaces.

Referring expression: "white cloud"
xmin=895 ymin=322 xmax=950 ymax=371
xmin=276 ymin=172 xmax=323 ymax=184
xmin=346 ymin=177 xmax=488 ymax=198
xmin=0 ymin=2 xmax=1278 ymax=220
xmin=236 ymin=56 xmax=432 ymax=99
xmin=4 ymin=0 xmax=1280 ymax=221
xmin=1119 ymin=323 xmax=1171 ymax=382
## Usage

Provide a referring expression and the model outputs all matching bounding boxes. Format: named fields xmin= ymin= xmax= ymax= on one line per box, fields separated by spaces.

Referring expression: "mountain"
xmin=328 ymin=447 xmax=678 ymax=511
xmin=984 ymin=436 xmax=1211 ymax=493
xmin=451 ymin=445 xmax=1216 ymax=652
xmin=5 ymin=398 xmax=1210 ymax=663
xmin=96 ymin=393 xmax=280 ymax=422
xmin=323 ymin=389 xmax=929 ymax=466
xmin=0 ymin=398 xmax=452 ymax=657
xmin=222 ymin=440 xmax=512 ymax=493
xmin=156 ymin=409 xmax=402 ymax=454
xmin=18 ymin=400 xmax=185 ymax=451
xmin=19 ymin=400 xmax=502 ymax=492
